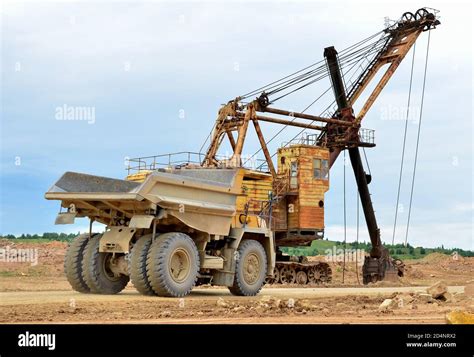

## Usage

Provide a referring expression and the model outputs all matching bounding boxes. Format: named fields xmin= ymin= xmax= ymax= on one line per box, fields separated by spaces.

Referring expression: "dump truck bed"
xmin=45 ymin=168 xmax=243 ymax=236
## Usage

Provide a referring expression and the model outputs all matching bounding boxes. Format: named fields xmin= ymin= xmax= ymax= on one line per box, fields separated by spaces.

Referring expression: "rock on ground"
xmin=427 ymin=280 xmax=448 ymax=299
xmin=216 ymin=297 xmax=228 ymax=308
xmin=379 ymin=299 xmax=398 ymax=311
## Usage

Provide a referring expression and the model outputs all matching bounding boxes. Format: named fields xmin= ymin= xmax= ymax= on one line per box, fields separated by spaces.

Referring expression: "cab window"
xmin=314 ymin=159 xmax=329 ymax=180
xmin=290 ymin=161 xmax=298 ymax=189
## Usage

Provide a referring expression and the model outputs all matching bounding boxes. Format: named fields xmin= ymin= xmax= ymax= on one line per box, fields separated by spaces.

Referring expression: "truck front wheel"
xmin=229 ymin=240 xmax=267 ymax=296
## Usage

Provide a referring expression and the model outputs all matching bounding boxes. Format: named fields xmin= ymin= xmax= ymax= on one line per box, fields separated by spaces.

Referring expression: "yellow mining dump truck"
xmin=45 ymin=144 xmax=331 ymax=297
xmin=45 ymin=8 xmax=439 ymax=296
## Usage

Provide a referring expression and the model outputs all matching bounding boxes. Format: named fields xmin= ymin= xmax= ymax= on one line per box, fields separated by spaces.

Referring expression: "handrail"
xmin=126 ymin=151 xmax=271 ymax=175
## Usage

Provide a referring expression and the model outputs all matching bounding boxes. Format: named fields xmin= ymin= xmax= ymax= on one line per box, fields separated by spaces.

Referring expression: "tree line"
xmin=1 ymin=233 xmax=80 ymax=241
xmin=281 ymin=240 xmax=474 ymax=259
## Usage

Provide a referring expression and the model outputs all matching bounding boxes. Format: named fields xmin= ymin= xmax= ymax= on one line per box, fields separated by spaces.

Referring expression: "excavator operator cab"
xmin=275 ymin=138 xmax=330 ymax=246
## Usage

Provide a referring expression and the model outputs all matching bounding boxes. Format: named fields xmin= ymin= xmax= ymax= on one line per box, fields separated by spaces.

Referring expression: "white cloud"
xmin=452 ymin=203 xmax=474 ymax=213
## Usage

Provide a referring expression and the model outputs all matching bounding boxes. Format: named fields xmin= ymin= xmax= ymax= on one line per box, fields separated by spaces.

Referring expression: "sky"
xmin=0 ymin=0 xmax=472 ymax=250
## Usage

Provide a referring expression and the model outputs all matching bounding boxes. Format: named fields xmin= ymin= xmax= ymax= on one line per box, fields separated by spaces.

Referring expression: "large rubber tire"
xmin=229 ymin=240 xmax=267 ymax=296
xmin=82 ymin=235 xmax=129 ymax=294
xmin=146 ymin=232 xmax=199 ymax=297
xmin=64 ymin=233 xmax=95 ymax=293
xmin=129 ymin=235 xmax=156 ymax=295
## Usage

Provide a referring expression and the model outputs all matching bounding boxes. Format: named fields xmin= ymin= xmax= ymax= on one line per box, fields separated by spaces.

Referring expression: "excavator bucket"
xmin=362 ymin=256 xmax=405 ymax=284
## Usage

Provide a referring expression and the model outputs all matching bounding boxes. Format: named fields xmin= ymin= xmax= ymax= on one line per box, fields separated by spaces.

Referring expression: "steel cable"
xmin=405 ymin=31 xmax=431 ymax=246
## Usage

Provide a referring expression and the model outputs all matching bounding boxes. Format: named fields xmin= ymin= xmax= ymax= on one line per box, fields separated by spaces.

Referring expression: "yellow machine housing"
xmin=123 ymin=144 xmax=330 ymax=247
xmin=276 ymin=145 xmax=329 ymax=230
xmin=272 ymin=144 xmax=330 ymax=246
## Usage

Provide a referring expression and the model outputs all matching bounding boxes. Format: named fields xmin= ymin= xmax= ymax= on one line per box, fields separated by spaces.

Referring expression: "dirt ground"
xmin=0 ymin=239 xmax=473 ymax=324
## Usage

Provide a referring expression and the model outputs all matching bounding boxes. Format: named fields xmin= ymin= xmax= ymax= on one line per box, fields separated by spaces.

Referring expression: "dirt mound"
xmin=404 ymin=253 xmax=474 ymax=286
xmin=405 ymin=266 xmax=425 ymax=279
xmin=0 ymin=239 xmax=68 ymax=250
xmin=306 ymin=255 xmax=328 ymax=263
xmin=0 ymin=240 xmax=68 ymax=278
xmin=419 ymin=253 xmax=458 ymax=264
xmin=414 ymin=253 xmax=473 ymax=271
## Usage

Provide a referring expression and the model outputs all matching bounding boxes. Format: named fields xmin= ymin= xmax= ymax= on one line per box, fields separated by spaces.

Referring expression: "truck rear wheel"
xmin=129 ymin=234 xmax=156 ymax=295
xmin=82 ymin=235 xmax=130 ymax=294
xmin=64 ymin=233 xmax=94 ymax=293
xmin=146 ymin=232 xmax=199 ymax=297
xmin=229 ymin=240 xmax=267 ymax=296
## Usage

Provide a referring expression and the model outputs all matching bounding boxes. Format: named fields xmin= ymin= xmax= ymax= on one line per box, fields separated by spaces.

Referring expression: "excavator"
xmin=45 ymin=8 xmax=440 ymax=297
xmin=198 ymin=7 xmax=439 ymax=284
